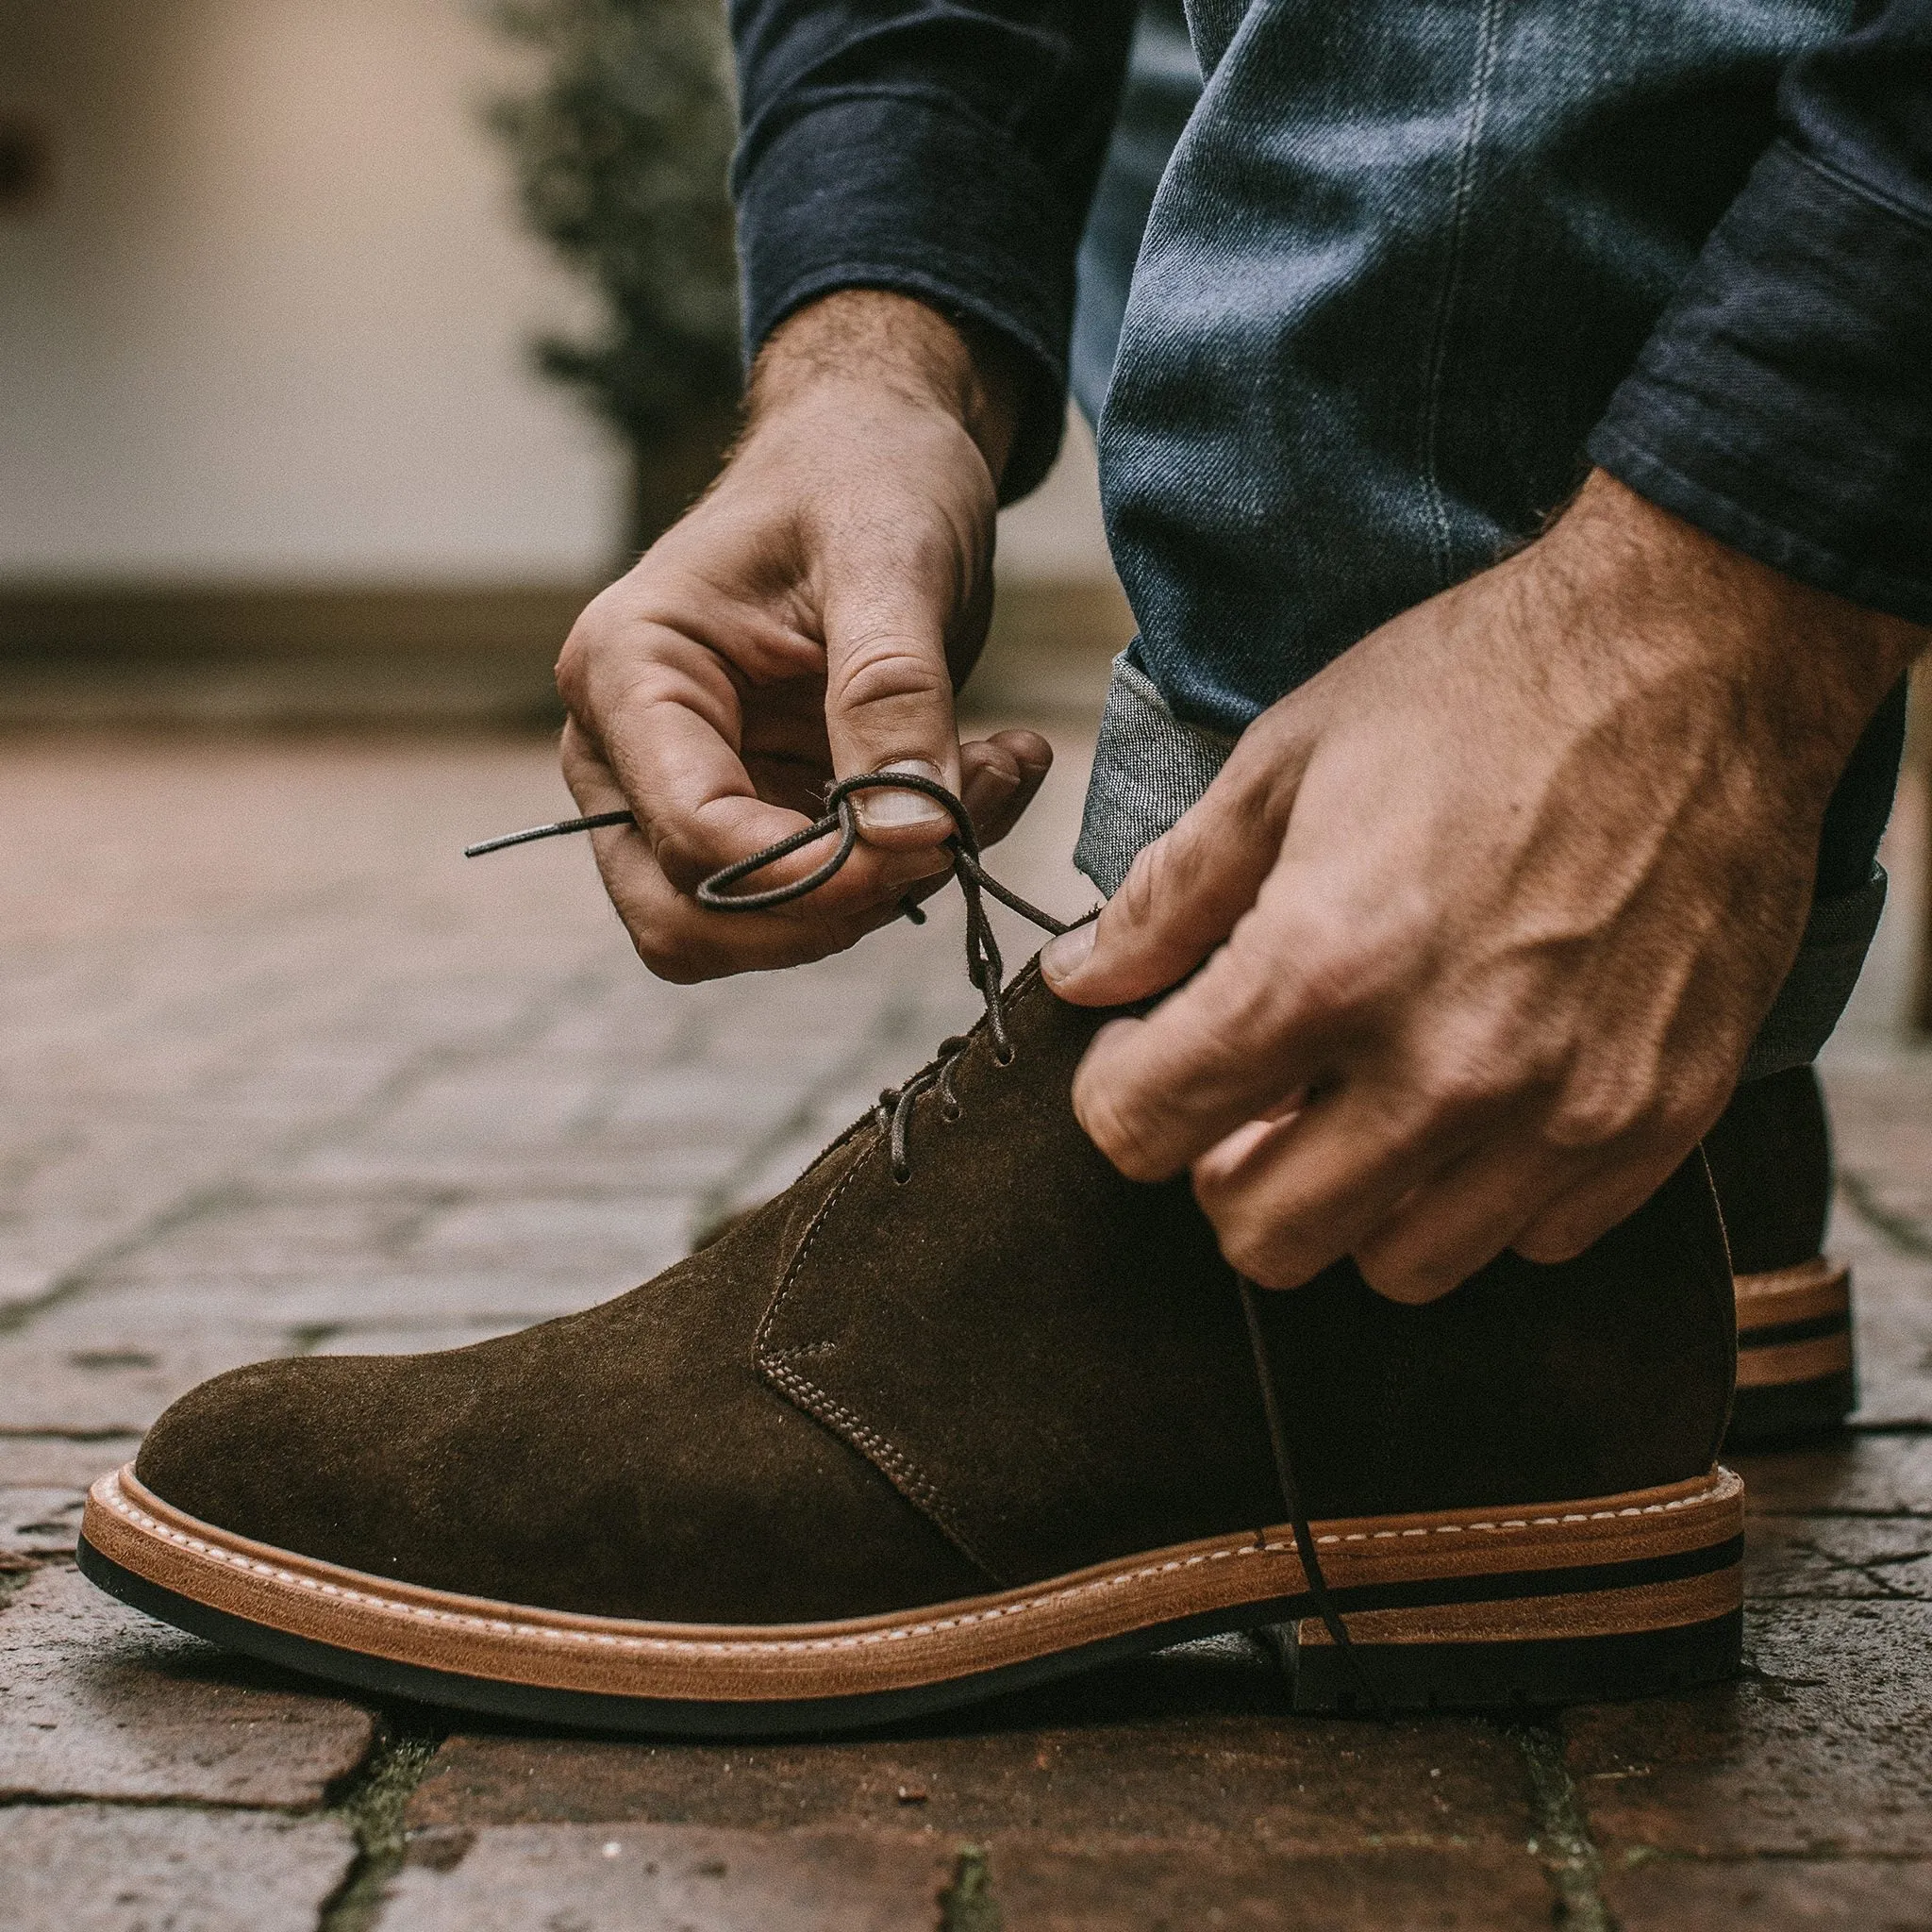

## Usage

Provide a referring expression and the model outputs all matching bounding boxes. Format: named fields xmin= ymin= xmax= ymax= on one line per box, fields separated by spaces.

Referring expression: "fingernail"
xmin=1041 ymin=920 xmax=1095 ymax=984
xmin=855 ymin=758 xmax=950 ymax=831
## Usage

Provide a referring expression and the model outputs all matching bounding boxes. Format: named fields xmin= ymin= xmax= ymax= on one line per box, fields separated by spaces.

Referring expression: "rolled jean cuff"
xmin=1074 ymin=649 xmax=1887 ymax=1081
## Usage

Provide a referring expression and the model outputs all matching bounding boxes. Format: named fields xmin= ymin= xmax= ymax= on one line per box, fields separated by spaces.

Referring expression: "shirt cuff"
xmin=1588 ymin=139 xmax=1932 ymax=625
xmin=733 ymin=89 xmax=1081 ymax=501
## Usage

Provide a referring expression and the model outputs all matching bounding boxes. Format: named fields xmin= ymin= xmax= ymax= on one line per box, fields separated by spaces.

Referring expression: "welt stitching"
xmin=101 ymin=1469 xmax=1739 ymax=1658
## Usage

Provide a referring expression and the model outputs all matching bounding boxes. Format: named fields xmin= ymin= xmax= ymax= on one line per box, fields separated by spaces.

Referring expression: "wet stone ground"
xmin=2 ymin=729 xmax=1928 ymax=1932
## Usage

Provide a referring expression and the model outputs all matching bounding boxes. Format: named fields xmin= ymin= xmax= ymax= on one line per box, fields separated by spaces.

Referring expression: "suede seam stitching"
xmin=754 ymin=1133 xmax=997 ymax=1578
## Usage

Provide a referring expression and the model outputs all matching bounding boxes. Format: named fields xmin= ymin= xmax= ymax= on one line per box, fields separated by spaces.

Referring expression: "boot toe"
xmin=135 ymin=1352 xmax=408 ymax=1567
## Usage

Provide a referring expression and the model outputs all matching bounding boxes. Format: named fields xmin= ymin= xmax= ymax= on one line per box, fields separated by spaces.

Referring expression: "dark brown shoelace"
xmin=468 ymin=771 xmax=1378 ymax=1709
xmin=469 ymin=771 xmax=1074 ymax=1182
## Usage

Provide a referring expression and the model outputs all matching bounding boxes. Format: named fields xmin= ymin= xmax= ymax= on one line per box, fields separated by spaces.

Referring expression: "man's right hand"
xmin=556 ymin=291 xmax=1054 ymax=982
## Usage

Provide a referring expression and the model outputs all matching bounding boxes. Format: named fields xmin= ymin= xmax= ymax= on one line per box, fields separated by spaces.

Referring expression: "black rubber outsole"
xmin=1724 ymin=1370 xmax=1857 ymax=1452
xmin=78 ymin=1534 xmax=1742 ymax=1736
xmin=1278 ymin=1608 xmax=1744 ymax=1712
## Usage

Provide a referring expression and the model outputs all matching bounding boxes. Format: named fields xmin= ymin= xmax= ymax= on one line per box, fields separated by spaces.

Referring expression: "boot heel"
xmin=1277 ymin=1586 xmax=1743 ymax=1713
xmin=1728 ymin=1257 xmax=1856 ymax=1448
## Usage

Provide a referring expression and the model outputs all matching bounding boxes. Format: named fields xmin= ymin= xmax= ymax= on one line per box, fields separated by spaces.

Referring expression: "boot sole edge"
xmin=1727 ymin=1257 xmax=1855 ymax=1450
xmin=79 ymin=1464 xmax=1743 ymax=1736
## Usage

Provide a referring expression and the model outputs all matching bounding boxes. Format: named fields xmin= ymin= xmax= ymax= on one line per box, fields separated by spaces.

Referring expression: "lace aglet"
xmin=463 ymin=810 xmax=634 ymax=858
xmin=898 ymin=895 xmax=928 ymax=925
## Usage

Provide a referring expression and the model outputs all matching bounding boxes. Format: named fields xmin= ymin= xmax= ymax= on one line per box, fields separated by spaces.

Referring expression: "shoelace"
xmin=468 ymin=771 xmax=1379 ymax=1710
xmin=469 ymin=772 xmax=1074 ymax=1183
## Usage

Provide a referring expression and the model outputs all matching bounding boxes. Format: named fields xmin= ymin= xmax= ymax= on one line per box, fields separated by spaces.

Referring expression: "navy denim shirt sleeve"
xmin=1590 ymin=0 xmax=1932 ymax=622
xmin=727 ymin=0 xmax=1136 ymax=498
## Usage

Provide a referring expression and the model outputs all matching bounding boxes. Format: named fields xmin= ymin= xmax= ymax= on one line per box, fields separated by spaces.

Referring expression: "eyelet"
xmin=992 ymin=1045 xmax=1016 ymax=1069
xmin=891 ymin=1163 xmax=912 ymax=1186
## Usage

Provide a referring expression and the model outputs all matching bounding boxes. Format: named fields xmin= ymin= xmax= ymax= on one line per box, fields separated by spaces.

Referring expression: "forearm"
xmin=727 ymin=0 xmax=1136 ymax=500
xmin=1563 ymin=475 xmax=1926 ymax=811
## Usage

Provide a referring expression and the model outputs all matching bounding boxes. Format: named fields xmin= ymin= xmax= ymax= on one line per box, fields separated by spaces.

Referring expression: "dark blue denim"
xmin=1104 ymin=0 xmax=1868 ymax=729
xmin=733 ymin=0 xmax=1932 ymax=626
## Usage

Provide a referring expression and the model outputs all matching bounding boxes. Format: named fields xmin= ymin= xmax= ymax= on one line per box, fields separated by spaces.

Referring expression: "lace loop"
xmin=693 ymin=773 xmax=1072 ymax=1066
xmin=467 ymin=771 xmax=1078 ymax=1174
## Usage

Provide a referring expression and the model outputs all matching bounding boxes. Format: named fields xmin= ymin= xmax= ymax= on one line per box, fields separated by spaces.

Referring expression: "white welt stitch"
xmin=96 ymin=1470 xmax=1737 ymax=1662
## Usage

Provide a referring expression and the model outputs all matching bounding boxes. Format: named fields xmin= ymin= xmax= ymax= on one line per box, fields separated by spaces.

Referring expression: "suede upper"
xmin=1702 ymin=1065 xmax=1833 ymax=1275
xmin=136 ymin=958 xmax=1737 ymax=1624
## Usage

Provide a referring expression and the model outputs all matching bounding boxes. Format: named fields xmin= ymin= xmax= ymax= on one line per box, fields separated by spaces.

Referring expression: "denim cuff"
xmin=1075 ymin=651 xmax=1887 ymax=1079
xmin=731 ymin=92 xmax=1075 ymax=501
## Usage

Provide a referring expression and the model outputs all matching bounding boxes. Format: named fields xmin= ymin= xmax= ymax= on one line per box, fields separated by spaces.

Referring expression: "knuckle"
xmin=1274 ymin=920 xmax=1380 ymax=1025
xmin=1196 ymin=1188 xmax=1317 ymax=1289
xmin=1218 ymin=1225 xmax=1318 ymax=1292
xmin=1073 ymin=1078 xmax=1169 ymax=1184
xmin=553 ymin=620 xmax=598 ymax=711
xmin=1541 ymin=1086 xmax=1650 ymax=1154
xmin=1215 ymin=1221 xmax=1282 ymax=1284
xmin=828 ymin=638 xmax=952 ymax=715
xmin=1410 ymin=1047 xmax=1501 ymax=1121
xmin=1114 ymin=841 xmax=1174 ymax=930
xmin=555 ymin=598 xmax=644 ymax=715
xmin=1355 ymin=1241 xmax=1463 ymax=1305
xmin=1513 ymin=1222 xmax=1592 ymax=1266
xmin=627 ymin=917 xmax=712 ymax=984
xmin=632 ymin=939 xmax=704 ymax=985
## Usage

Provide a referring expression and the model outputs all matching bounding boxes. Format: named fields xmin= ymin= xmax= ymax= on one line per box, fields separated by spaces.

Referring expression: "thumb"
xmin=1041 ymin=718 xmax=1313 ymax=1006
xmin=821 ymin=584 xmax=966 ymax=849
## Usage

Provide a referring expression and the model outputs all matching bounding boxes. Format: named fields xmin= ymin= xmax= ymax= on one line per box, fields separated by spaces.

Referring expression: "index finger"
xmin=1069 ymin=924 xmax=1335 ymax=1182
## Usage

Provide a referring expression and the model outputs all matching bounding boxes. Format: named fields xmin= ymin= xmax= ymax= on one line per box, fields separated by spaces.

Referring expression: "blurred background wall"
xmin=0 ymin=0 xmax=1125 ymax=724
xmin=0 ymin=0 xmax=625 ymax=584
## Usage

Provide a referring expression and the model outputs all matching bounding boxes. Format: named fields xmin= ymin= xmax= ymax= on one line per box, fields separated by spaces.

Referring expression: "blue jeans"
xmin=1069 ymin=0 xmax=1906 ymax=1078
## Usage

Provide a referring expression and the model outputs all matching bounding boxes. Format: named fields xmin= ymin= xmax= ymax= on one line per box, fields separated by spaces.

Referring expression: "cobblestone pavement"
xmin=2 ymin=727 xmax=1928 ymax=1931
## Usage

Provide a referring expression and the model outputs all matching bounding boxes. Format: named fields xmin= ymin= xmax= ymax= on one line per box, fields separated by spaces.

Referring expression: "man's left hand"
xmin=1041 ymin=472 xmax=1923 ymax=1302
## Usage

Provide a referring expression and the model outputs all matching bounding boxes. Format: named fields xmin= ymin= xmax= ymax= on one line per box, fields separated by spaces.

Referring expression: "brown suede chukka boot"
xmin=82 ymin=953 xmax=1742 ymax=1732
xmin=693 ymin=1071 xmax=1853 ymax=1449
xmin=81 ymin=777 xmax=1742 ymax=1732
xmin=1705 ymin=1067 xmax=1856 ymax=1447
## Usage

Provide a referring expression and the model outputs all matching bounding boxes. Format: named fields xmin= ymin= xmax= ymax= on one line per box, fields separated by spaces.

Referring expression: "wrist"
xmin=746 ymin=290 xmax=1022 ymax=484
xmin=1543 ymin=472 xmax=1924 ymax=793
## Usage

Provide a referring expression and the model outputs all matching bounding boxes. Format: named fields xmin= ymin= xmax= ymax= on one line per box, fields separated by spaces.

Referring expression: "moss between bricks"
xmin=317 ymin=1711 xmax=446 ymax=1932
xmin=940 ymin=1842 xmax=1003 ymax=1932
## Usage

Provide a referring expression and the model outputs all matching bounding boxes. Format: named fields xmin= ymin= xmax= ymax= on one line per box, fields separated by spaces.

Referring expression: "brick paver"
xmin=0 ymin=727 xmax=1926 ymax=1928
xmin=0 ymin=1565 xmax=375 ymax=1807
xmin=381 ymin=1824 xmax=955 ymax=1932
xmin=0 ymin=1807 xmax=358 ymax=1932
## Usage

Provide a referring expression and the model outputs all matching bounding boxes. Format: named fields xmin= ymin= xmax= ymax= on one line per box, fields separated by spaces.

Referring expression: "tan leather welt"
xmin=85 ymin=1466 xmax=1741 ymax=1706
xmin=1735 ymin=1332 xmax=1855 ymax=1388
xmin=1291 ymin=1567 xmax=1740 ymax=1648
xmin=1733 ymin=1257 xmax=1850 ymax=1331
